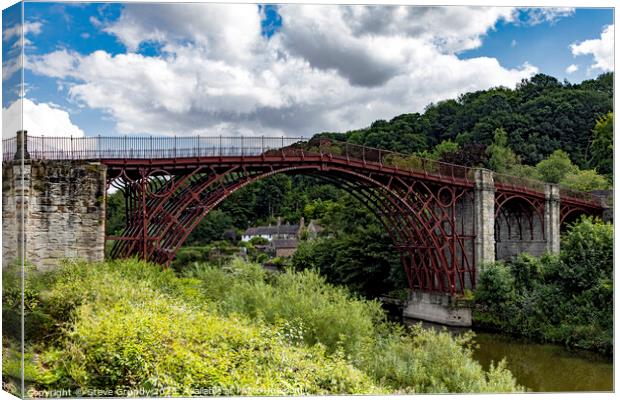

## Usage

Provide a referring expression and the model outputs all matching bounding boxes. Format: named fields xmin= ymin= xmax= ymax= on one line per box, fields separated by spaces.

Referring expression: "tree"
xmin=186 ymin=210 xmax=234 ymax=245
xmin=432 ymin=139 xmax=460 ymax=160
xmin=535 ymin=149 xmax=577 ymax=183
xmin=560 ymin=169 xmax=610 ymax=191
xmin=590 ymin=112 xmax=613 ymax=178
xmin=556 ymin=217 xmax=613 ymax=291
xmin=105 ymin=190 xmax=126 ymax=236
xmin=486 ymin=128 xmax=519 ymax=173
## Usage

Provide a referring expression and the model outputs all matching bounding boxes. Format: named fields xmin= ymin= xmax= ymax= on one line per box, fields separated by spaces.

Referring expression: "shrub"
xmin=510 ymin=254 xmax=542 ymax=291
xmin=474 ymin=218 xmax=613 ymax=355
xmin=9 ymin=258 xmax=521 ymax=395
xmin=560 ymin=169 xmax=610 ymax=191
xmin=557 ymin=216 xmax=613 ymax=290
xmin=185 ymin=260 xmax=520 ymax=393
xmin=361 ymin=325 xmax=521 ymax=393
xmin=43 ymin=294 xmax=379 ymax=395
xmin=188 ymin=261 xmax=384 ymax=357
xmin=2 ymin=262 xmax=59 ymax=343
xmin=475 ymin=262 xmax=515 ymax=305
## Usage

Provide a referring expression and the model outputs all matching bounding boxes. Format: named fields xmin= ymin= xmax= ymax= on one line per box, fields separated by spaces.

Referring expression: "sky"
xmin=1 ymin=2 xmax=615 ymax=138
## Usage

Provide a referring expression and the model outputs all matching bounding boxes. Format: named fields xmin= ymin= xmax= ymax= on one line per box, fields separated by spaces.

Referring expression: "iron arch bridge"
xmin=6 ymin=134 xmax=606 ymax=296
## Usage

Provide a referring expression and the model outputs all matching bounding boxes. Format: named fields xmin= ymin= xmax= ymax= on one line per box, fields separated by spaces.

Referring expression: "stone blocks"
xmin=2 ymin=160 xmax=107 ymax=270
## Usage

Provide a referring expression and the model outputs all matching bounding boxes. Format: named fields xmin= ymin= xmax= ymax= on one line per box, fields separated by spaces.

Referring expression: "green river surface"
xmin=399 ymin=315 xmax=613 ymax=392
xmin=471 ymin=331 xmax=613 ymax=392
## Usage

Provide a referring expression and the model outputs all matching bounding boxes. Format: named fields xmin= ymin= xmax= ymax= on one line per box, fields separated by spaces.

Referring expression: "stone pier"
xmin=544 ymin=184 xmax=561 ymax=254
xmin=402 ymin=291 xmax=472 ymax=327
xmin=2 ymin=132 xmax=107 ymax=270
xmin=403 ymin=168 xmax=496 ymax=326
xmin=474 ymin=169 xmax=496 ymax=269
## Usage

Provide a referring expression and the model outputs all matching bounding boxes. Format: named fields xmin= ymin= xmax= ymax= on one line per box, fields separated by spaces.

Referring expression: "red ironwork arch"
xmin=107 ymin=163 xmax=476 ymax=295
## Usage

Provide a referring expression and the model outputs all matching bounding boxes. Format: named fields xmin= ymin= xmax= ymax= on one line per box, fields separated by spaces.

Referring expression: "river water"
xmin=398 ymin=315 xmax=613 ymax=392
xmin=471 ymin=331 xmax=613 ymax=392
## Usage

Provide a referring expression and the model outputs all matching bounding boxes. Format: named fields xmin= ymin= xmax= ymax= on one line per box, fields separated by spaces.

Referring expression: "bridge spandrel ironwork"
xmin=2 ymin=134 xmax=607 ymax=295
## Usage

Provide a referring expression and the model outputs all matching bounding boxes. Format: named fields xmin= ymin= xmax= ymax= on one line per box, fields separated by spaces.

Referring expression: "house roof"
xmin=243 ymin=224 xmax=299 ymax=236
xmin=271 ymin=239 xmax=299 ymax=249
xmin=307 ymin=221 xmax=324 ymax=233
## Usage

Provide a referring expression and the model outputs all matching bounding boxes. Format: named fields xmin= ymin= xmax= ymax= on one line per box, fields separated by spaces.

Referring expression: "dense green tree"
xmin=486 ymin=128 xmax=519 ymax=173
xmin=553 ymin=217 xmax=613 ymax=291
xmin=105 ymin=190 xmax=126 ymax=236
xmin=313 ymin=73 xmax=612 ymax=168
xmin=577 ymin=72 xmax=613 ymax=96
xmin=186 ymin=210 xmax=234 ymax=245
xmin=535 ymin=149 xmax=577 ymax=183
xmin=590 ymin=112 xmax=613 ymax=178
xmin=253 ymin=174 xmax=292 ymax=219
xmin=292 ymin=226 xmax=405 ymax=298
xmin=431 ymin=139 xmax=460 ymax=160
xmin=560 ymin=169 xmax=610 ymax=191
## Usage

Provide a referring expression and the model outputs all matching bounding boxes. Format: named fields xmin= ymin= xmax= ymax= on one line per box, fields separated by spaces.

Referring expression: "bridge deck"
xmin=2 ymin=134 xmax=605 ymax=209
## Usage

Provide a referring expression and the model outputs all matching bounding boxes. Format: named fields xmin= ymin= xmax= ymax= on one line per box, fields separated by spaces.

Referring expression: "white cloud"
xmin=2 ymin=56 xmax=22 ymax=81
xmin=570 ymin=25 xmax=614 ymax=72
xmin=3 ymin=21 xmax=44 ymax=81
xmin=511 ymin=39 xmax=517 ymax=47
xmin=2 ymin=21 xmax=42 ymax=42
xmin=565 ymin=64 xmax=578 ymax=74
xmin=275 ymin=5 xmax=517 ymax=85
xmin=523 ymin=8 xmax=575 ymax=25
xmin=3 ymin=98 xmax=85 ymax=139
xmin=103 ymin=3 xmax=262 ymax=62
xmin=27 ymin=4 xmax=538 ymax=137
xmin=26 ymin=48 xmax=81 ymax=78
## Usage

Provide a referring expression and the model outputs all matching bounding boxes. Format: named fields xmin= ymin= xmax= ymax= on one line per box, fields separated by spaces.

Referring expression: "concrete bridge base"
xmin=402 ymin=292 xmax=472 ymax=327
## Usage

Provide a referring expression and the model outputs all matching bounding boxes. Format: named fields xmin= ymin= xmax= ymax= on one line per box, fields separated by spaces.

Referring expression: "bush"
xmin=556 ymin=216 xmax=613 ymax=291
xmin=186 ymin=259 xmax=520 ymax=393
xmin=510 ymin=254 xmax=542 ymax=291
xmin=560 ymin=169 xmax=610 ymax=191
xmin=188 ymin=260 xmax=384 ymax=357
xmin=475 ymin=262 xmax=515 ymax=305
xmin=2 ymin=262 xmax=59 ymax=343
xmin=361 ymin=325 xmax=521 ymax=393
xmin=8 ymin=258 xmax=521 ymax=395
xmin=45 ymin=293 xmax=379 ymax=395
xmin=474 ymin=218 xmax=613 ymax=355
xmin=15 ymin=259 xmax=379 ymax=395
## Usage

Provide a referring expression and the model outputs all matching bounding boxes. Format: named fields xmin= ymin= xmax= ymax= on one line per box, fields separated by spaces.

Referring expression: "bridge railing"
xmin=2 ymin=135 xmax=310 ymax=161
xmin=493 ymin=172 xmax=547 ymax=194
xmin=558 ymin=186 xmax=606 ymax=205
xmin=2 ymin=134 xmax=605 ymax=206
xmin=314 ymin=138 xmax=474 ymax=184
xmin=3 ymin=136 xmax=16 ymax=160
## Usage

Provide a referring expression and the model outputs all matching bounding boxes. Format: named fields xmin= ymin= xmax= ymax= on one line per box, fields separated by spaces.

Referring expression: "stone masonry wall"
xmin=2 ymin=160 xmax=107 ymax=270
xmin=2 ymin=164 xmax=17 ymax=266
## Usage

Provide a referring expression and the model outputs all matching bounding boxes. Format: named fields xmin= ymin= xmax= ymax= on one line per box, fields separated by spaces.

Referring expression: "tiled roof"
xmin=271 ymin=239 xmax=298 ymax=249
xmin=243 ymin=224 xmax=299 ymax=236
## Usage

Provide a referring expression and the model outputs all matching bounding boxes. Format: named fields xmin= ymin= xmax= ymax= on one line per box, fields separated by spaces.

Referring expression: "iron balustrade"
xmin=1 ymin=134 xmax=605 ymax=207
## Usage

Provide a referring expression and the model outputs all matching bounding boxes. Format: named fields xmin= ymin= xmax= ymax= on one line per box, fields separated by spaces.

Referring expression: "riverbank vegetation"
xmin=474 ymin=217 xmax=613 ymax=356
xmin=2 ymin=258 xmax=521 ymax=396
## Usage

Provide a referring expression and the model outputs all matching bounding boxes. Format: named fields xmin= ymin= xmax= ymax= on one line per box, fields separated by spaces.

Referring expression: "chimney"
xmin=300 ymin=217 xmax=305 ymax=229
xmin=277 ymin=216 xmax=282 ymax=227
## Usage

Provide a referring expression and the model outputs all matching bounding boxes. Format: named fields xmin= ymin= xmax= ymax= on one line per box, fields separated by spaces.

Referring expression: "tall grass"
xmin=3 ymin=257 xmax=521 ymax=395
xmin=184 ymin=259 xmax=521 ymax=393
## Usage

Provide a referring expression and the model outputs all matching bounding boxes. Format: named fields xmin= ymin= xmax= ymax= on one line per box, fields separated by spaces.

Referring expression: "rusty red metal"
xmin=2 ymin=134 xmax=606 ymax=295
